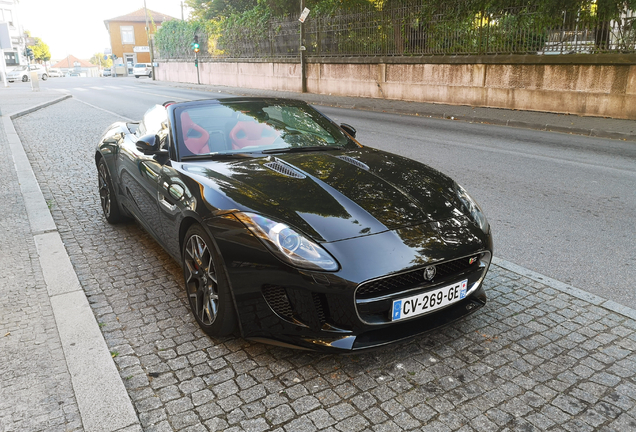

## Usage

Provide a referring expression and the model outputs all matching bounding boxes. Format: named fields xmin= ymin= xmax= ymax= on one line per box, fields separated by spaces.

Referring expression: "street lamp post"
xmin=144 ymin=0 xmax=156 ymax=81
xmin=300 ymin=0 xmax=307 ymax=93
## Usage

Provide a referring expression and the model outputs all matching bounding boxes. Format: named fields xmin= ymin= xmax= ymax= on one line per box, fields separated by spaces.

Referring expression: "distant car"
xmin=68 ymin=72 xmax=80 ymax=77
xmin=7 ymin=65 xmax=48 ymax=82
xmin=133 ymin=63 xmax=152 ymax=78
xmin=95 ymin=98 xmax=493 ymax=352
xmin=103 ymin=68 xmax=111 ymax=77
xmin=47 ymin=68 xmax=64 ymax=78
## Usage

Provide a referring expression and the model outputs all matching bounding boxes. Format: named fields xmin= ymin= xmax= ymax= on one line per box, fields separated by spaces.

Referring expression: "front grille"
xmin=262 ymin=285 xmax=331 ymax=330
xmin=356 ymin=255 xmax=480 ymax=299
xmin=262 ymin=284 xmax=293 ymax=320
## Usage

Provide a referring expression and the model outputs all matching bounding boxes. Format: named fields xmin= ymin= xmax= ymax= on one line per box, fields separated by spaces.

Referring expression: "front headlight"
xmin=235 ymin=212 xmax=339 ymax=271
xmin=455 ymin=183 xmax=490 ymax=234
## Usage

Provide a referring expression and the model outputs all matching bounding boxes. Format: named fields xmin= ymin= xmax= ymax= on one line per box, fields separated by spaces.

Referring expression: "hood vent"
xmin=336 ymin=155 xmax=369 ymax=171
xmin=264 ymin=160 xmax=306 ymax=179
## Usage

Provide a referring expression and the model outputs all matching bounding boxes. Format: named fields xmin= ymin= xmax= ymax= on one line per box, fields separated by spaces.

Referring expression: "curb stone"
xmin=493 ymin=257 xmax=636 ymax=321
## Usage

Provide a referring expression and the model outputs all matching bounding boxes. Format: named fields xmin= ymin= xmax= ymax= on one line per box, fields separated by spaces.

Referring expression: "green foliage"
xmin=186 ymin=0 xmax=258 ymax=20
xmin=29 ymin=37 xmax=50 ymax=63
xmin=162 ymin=0 xmax=636 ymax=59
xmin=154 ymin=18 xmax=224 ymax=58
xmin=90 ymin=53 xmax=112 ymax=68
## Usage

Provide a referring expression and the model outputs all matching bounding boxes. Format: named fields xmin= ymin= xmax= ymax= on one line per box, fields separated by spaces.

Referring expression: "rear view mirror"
xmin=340 ymin=123 xmax=356 ymax=138
xmin=136 ymin=134 xmax=167 ymax=156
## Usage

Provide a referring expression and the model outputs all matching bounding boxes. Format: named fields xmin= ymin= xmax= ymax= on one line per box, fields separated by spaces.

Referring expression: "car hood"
xmin=182 ymin=148 xmax=467 ymax=243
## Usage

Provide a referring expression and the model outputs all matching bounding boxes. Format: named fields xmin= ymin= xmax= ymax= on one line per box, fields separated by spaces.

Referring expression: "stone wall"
xmin=155 ymin=59 xmax=636 ymax=120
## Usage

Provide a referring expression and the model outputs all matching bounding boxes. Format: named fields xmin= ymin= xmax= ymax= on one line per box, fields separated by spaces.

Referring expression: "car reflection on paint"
xmin=95 ymin=98 xmax=493 ymax=352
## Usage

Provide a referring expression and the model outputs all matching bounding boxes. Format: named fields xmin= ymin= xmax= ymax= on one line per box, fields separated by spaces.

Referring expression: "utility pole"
xmin=144 ymin=0 xmax=156 ymax=81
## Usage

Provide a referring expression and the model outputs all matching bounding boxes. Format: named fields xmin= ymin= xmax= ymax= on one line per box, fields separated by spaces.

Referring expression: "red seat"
xmin=229 ymin=121 xmax=279 ymax=150
xmin=181 ymin=111 xmax=210 ymax=155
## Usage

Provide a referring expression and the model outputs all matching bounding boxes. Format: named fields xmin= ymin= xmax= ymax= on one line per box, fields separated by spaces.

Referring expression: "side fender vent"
xmin=336 ymin=155 xmax=369 ymax=171
xmin=264 ymin=160 xmax=306 ymax=179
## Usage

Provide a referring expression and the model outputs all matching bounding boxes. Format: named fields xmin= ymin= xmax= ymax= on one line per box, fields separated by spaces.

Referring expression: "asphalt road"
xmin=35 ymin=76 xmax=636 ymax=310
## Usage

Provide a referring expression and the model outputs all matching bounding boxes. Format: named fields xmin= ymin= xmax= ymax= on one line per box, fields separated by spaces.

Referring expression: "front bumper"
xmin=208 ymin=215 xmax=493 ymax=352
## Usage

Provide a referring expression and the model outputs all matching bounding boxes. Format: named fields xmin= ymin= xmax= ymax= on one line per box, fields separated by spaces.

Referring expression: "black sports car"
xmin=95 ymin=98 xmax=493 ymax=352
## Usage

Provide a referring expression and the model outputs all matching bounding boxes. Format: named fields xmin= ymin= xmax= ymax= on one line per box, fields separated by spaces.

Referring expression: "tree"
xmin=186 ymin=0 xmax=257 ymax=20
xmin=90 ymin=53 xmax=112 ymax=68
xmin=28 ymin=37 xmax=51 ymax=63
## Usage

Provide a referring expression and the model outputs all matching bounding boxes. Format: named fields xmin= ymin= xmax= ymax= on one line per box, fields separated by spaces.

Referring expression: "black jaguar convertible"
xmin=95 ymin=98 xmax=493 ymax=352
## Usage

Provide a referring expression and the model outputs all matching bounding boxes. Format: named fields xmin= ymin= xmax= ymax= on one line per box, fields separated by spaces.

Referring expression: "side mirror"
xmin=340 ymin=123 xmax=356 ymax=138
xmin=136 ymin=134 xmax=167 ymax=156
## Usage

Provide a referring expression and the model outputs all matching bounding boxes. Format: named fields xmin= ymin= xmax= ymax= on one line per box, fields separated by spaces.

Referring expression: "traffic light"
xmin=193 ymin=35 xmax=200 ymax=54
xmin=25 ymin=47 xmax=34 ymax=60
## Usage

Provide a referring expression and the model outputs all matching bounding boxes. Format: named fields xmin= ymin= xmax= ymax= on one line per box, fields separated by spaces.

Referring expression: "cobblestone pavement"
xmin=12 ymin=98 xmax=636 ymax=432
xmin=0 ymin=112 xmax=83 ymax=431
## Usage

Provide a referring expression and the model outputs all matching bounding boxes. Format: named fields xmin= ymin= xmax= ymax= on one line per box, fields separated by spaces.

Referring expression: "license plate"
xmin=391 ymin=280 xmax=468 ymax=321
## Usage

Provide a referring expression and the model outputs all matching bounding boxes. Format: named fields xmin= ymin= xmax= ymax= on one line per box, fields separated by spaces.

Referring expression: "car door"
xmin=116 ymin=135 xmax=163 ymax=239
xmin=156 ymin=164 xmax=196 ymax=260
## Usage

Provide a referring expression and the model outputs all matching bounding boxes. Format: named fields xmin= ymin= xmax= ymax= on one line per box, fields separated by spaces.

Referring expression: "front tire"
xmin=135 ymin=75 xmax=139 ymax=78
xmin=97 ymin=158 xmax=125 ymax=224
xmin=21 ymin=75 xmax=28 ymax=82
xmin=183 ymin=224 xmax=237 ymax=337
xmin=41 ymin=74 xmax=48 ymax=81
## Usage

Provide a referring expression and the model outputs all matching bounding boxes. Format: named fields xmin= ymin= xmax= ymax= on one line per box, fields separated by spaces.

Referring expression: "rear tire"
xmin=21 ymin=75 xmax=28 ymax=82
xmin=41 ymin=74 xmax=48 ymax=81
xmin=183 ymin=224 xmax=237 ymax=337
xmin=97 ymin=158 xmax=125 ymax=224
xmin=135 ymin=75 xmax=139 ymax=78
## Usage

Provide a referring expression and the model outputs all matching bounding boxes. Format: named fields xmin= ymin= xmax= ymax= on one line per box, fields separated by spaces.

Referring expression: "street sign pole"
xmin=299 ymin=2 xmax=309 ymax=93
xmin=195 ymin=51 xmax=200 ymax=85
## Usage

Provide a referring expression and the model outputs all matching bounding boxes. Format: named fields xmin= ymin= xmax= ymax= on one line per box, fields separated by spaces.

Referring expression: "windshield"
xmin=13 ymin=66 xmax=27 ymax=71
xmin=134 ymin=64 xmax=147 ymax=68
xmin=175 ymin=100 xmax=351 ymax=159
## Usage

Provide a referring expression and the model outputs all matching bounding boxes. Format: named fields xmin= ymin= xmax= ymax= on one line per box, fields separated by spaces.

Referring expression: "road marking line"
xmin=73 ymin=98 xmax=133 ymax=122
xmin=73 ymin=88 xmax=88 ymax=91
xmin=128 ymin=89 xmax=190 ymax=101
xmin=90 ymin=87 xmax=105 ymax=90
xmin=104 ymin=86 xmax=122 ymax=89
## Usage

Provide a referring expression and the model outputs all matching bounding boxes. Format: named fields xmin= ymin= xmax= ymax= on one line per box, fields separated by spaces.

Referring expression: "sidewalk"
xmin=140 ymin=78 xmax=636 ymax=142
xmin=0 ymin=88 xmax=140 ymax=432
xmin=2 ymin=83 xmax=636 ymax=432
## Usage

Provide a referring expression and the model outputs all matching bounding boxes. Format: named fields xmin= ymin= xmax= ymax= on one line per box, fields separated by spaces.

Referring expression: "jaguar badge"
xmin=423 ymin=265 xmax=436 ymax=281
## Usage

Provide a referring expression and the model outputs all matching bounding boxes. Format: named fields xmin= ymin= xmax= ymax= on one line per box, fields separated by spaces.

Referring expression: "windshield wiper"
xmin=262 ymin=146 xmax=341 ymax=154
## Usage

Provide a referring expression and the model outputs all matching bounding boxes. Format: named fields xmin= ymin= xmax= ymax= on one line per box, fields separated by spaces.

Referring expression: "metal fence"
xmin=156 ymin=1 xmax=636 ymax=61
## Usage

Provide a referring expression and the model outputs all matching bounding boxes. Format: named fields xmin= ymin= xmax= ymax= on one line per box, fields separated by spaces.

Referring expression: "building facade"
xmin=104 ymin=8 xmax=174 ymax=69
xmin=0 ymin=0 xmax=24 ymax=67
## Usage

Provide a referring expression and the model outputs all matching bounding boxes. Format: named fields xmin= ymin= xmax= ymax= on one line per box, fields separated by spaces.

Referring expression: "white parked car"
xmin=7 ymin=64 xmax=48 ymax=82
xmin=47 ymin=68 xmax=64 ymax=77
xmin=132 ymin=63 xmax=152 ymax=78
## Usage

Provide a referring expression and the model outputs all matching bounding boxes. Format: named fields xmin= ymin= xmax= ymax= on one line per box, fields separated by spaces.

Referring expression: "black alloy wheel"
xmin=41 ymin=74 xmax=48 ymax=81
xmin=21 ymin=75 xmax=28 ymax=82
xmin=183 ymin=224 xmax=236 ymax=337
xmin=97 ymin=159 xmax=124 ymax=224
